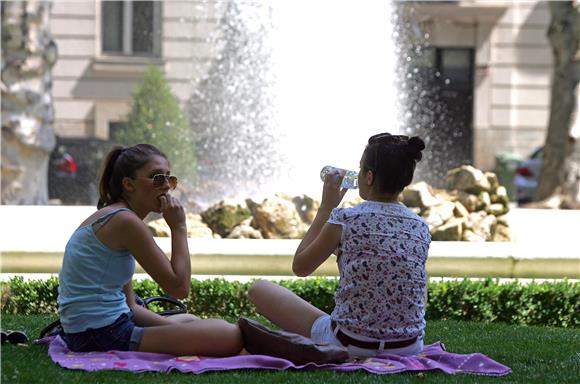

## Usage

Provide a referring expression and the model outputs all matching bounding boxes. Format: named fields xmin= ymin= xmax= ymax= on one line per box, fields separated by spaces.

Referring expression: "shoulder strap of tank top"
xmin=91 ymin=207 xmax=131 ymax=232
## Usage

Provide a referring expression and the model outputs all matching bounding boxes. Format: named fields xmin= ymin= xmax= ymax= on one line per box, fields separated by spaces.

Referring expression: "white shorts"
xmin=310 ymin=315 xmax=424 ymax=359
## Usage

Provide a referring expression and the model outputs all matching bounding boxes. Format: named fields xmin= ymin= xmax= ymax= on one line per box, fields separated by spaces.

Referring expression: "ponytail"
xmin=97 ymin=146 xmax=125 ymax=209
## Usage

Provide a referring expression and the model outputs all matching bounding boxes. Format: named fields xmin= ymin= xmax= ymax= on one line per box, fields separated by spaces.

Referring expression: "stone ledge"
xmin=2 ymin=251 xmax=578 ymax=279
xmin=1 ymin=205 xmax=578 ymax=278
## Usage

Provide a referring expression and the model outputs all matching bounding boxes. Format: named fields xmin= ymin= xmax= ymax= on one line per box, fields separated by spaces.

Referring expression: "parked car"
xmin=514 ymin=147 xmax=543 ymax=205
xmin=48 ymin=137 xmax=114 ymax=205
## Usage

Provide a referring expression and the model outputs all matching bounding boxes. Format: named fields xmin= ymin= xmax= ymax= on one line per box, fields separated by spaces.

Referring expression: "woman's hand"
xmin=320 ymin=169 xmax=348 ymax=210
xmin=159 ymin=194 xmax=186 ymax=231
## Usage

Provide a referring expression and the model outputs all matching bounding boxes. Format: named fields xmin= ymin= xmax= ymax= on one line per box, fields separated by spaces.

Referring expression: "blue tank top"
xmin=58 ymin=208 xmax=136 ymax=333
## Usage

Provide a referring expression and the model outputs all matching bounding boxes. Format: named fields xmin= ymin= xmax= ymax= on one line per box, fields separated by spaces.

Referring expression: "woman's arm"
xmin=293 ymin=221 xmax=341 ymax=276
xmin=293 ymin=170 xmax=346 ymax=276
xmin=123 ymin=283 xmax=173 ymax=326
xmin=120 ymin=195 xmax=190 ymax=299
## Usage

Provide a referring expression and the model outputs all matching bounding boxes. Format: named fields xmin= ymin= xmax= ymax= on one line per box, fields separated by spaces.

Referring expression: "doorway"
xmin=412 ymin=47 xmax=474 ymax=186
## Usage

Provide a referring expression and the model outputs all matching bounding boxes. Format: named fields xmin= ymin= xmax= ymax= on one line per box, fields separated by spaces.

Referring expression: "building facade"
xmin=49 ymin=0 xmax=579 ymax=172
xmin=50 ymin=0 xmax=224 ymax=139
xmin=411 ymin=0 xmax=578 ymax=172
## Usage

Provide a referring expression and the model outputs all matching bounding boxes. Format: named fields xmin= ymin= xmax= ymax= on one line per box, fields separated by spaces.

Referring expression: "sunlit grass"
xmin=2 ymin=315 xmax=578 ymax=383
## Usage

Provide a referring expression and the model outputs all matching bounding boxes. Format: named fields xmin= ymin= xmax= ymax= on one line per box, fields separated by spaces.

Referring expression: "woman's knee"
xmin=248 ymin=279 xmax=273 ymax=304
xmin=193 ymin=319 xmax=243 ymax=356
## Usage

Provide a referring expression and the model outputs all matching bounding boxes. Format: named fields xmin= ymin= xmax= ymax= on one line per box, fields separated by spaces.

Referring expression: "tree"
xmin=113 ymin=66 xmax=196 ymax=185
xmin=535 ymin=1 xmax=579 ymax=202
xmin=1 ymin=1 xmax=57 ymax=204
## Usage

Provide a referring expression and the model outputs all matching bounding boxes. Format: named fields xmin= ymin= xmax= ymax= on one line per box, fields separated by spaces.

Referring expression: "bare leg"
xmin=165 ymin=313 xmax=199 ymax=323
xmin=248 ymin=279 xmax=326 ymax=337
xmin=138 ymin=319 xmax=243 ymax=356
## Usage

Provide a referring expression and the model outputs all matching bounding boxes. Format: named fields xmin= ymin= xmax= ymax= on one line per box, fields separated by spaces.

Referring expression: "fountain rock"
xmin=149 ymin=166 xmax=512 ymax=242
xmin=292 ymin=194 xmax=320 ymax=224
xmin=401 ymin=166 xmax=513 ymax=242
xmin=401 ymin=181 xmax=441 ymax=209
xmin=422 ymin=201 xmax=456 ymax=230
xmin=227 ymin=218 xmax=263 ymax=239
xmin=148 ymin=213 xmax=215 ymax=239
xmin=200 ymin=200 xmax=251 ymax=238
xmin=431 ymin=217 xmax=465 ymax=241
xmin=446 ymin=165 xmax=492 ymax=194
xmin=491 ymin=222 xmax=512 ymax=242
xmin=453 ymin=201 xmax=470 ymax=218
xmin=246 ymin=195 xmax=307 ymax=239
xmin=455 ymin=190 xmax=480 ymax=212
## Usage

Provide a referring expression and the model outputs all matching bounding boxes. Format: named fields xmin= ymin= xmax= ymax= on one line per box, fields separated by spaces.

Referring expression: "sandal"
xmin=1 ymin=330 xmax=29 ymax=345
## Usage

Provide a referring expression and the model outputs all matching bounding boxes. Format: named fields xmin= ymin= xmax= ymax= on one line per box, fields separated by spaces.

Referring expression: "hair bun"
xmin=408 ymin=136 xmax=425 ymax=151
xmin=407 ymin=136 xmax=425 ymax=161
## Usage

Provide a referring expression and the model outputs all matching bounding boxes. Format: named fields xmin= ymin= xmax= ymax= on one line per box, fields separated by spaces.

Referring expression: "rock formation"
xmin=149 ymin=165 xmax=512 ymax=241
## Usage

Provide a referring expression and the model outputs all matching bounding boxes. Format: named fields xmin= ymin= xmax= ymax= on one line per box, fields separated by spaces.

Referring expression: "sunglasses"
xmin=138 ymin=174 xmax=178 ymax=190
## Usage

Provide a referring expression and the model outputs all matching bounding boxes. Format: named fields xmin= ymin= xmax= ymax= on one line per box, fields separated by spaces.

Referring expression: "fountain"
xmin=189 ymin=1 xmax=402 ymax=204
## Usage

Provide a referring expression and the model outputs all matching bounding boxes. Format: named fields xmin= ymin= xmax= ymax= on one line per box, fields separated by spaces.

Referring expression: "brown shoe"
xmin=238 ymin=317 xmax=349 ymax=366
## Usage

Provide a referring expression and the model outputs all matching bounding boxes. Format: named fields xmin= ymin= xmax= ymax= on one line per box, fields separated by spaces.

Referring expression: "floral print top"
xmin=328 ymin=201 xmax=431 ymax=340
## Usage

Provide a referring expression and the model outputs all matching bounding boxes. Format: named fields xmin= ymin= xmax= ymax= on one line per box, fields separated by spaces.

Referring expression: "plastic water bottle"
xmin=320 ymin=166 xmax=359 ymax=189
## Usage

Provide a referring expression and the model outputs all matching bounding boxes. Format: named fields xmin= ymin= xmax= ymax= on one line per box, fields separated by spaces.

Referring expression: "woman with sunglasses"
xmin=248 ymin=133 xmax=430 ymax=359
xmin=57 ymin=144 xmax=243 ymax=356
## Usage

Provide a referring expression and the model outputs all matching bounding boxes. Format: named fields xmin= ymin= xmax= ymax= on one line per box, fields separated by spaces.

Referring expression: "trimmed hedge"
xmin=1 ymin=276 xmax=578 ymax=328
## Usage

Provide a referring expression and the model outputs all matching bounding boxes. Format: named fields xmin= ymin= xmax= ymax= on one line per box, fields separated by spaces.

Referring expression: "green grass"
xmin=1 ymin=315 xmax=579 ymax=383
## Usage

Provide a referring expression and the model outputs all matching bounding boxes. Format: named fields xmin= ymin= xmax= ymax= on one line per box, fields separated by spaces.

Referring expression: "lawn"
xmin=1 ymin=315 xmax=579 ymax=383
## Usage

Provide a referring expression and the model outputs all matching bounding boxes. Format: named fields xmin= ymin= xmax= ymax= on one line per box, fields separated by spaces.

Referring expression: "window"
xmin=109 ymin=121 xmax=129 ymax=141
xmin=101 ymin=1 xmax=160 ymax=56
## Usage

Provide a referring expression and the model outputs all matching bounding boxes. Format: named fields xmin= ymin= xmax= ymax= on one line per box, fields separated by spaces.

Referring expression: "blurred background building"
xmin=48 ymin=0 xmax=579 ymax=191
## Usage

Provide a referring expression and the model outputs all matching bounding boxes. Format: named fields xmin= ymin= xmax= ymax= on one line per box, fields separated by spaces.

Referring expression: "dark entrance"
xmin=412 ymin=47 xmax=475 ymax=187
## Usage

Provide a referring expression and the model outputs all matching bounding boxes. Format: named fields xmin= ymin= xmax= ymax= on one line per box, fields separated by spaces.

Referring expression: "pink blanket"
xmin=36 ymin=336 xmax=510 ymax=376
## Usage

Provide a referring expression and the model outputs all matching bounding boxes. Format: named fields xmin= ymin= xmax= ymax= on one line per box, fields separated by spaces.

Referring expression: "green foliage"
xmin=113 ymin=66 xmax=196 ymax=184
xmin=188 ymin=278 xmax=255 ymax=319
xmin=1 ymin=276 xmax=60 ymax=315
xmin=2 ymin=277 xmax=578 ymax=328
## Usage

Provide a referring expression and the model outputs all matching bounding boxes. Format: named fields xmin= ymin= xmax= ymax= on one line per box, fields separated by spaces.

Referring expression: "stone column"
xmin=1 ymin=0 xmax=57 ymax=204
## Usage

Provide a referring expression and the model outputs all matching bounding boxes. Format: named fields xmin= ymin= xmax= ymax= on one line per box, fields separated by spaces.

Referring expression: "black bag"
xmin=38 ymin=295 xmax=188 ymax=339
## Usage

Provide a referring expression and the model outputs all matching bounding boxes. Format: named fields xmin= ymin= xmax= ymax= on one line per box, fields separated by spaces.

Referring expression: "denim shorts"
xmin=63 ymin=311 xmax=144 ymax=352
xmin=310 ymin=315 xmax=424 ymax=359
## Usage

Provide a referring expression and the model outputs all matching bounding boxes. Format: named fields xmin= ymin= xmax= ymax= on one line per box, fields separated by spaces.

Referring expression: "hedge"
xmin=1 ymin=277 xmax=578 ymax=328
